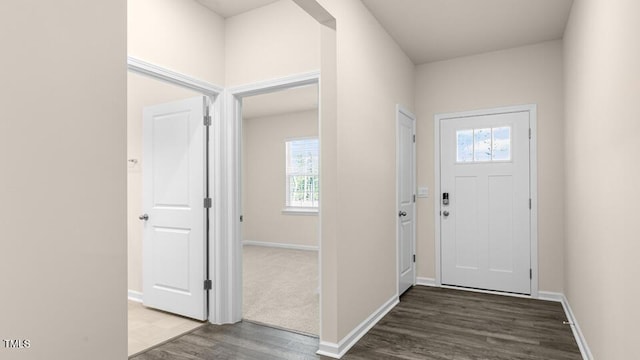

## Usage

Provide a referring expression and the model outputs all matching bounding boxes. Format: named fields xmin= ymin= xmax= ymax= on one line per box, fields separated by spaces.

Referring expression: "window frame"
xmin=283 ymin=136 xmax=319 ymax=214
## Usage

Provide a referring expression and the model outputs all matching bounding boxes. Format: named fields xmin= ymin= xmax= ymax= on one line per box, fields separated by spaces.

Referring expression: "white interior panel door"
xmin=397 ymin=108 xmax=416 ymax=295
xmin=142 ymin=96 xmax=208 ymax=320
xmin=440 ymin=111 xmax=530 ymax=294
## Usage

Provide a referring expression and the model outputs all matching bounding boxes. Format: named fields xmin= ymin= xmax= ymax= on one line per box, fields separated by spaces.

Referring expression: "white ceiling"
xmin=192 ymin=1 xmax=575 ymax=136
xmin=361 ymin=0 xmax=574 ymax=64
xmin=242 ymin=84 xmax=318 ymax=120
xmin=196 ymin=0 xmax=279 ymax=18
xmin=197 ymin=0 xmax=573 ymax=64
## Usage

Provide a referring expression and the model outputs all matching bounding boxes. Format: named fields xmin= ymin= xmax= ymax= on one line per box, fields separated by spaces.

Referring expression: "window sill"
xmin=281 ymin=207 xmax=318 ymax=216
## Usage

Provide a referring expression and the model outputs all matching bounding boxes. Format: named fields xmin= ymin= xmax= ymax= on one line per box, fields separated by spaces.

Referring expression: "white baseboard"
xmin=538 ymin=290 xmax=564 ymax=302
xmin=317 ymin=295 xmax=399 ymax=359
xmin=415 ymin=277 xmax=437 ymax=287
xmin=128 ymin=289 xmax=143 ymax=303
xmin=243 ymin=240 xmax=318 ymax=251
xmin=538 ymin=291 xmax=592 ymax=359
xmin=559 ymin=294 xmax=593 ymax=360
xmin=317 ymin=341 xmax=340 ymax=358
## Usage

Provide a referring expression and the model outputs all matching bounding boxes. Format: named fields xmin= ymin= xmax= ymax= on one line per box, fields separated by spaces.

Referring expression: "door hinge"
xmin=204 ymin=104 xmax=212 ymax=126
xmin=204 ymin=279 xmax=212 ymax=290
xmin=240 ymin=215 xmax=244 ymax=222
xmin=413 ymin=254 xmax=416 ymax=263
xmin=529 ymin=269 xmax=532 ymax=279
xmin=413 ymin=194 xmax=416 ymax=203
xmin=528 ymin=128 xmax=532 ymax=139
xmin=413 ymin=134 xmax=416 ymax=143
xmin=529 ymin=198 xmax=532 ymax=209
xmin=204 ymin=198 xmax=212 ymax=208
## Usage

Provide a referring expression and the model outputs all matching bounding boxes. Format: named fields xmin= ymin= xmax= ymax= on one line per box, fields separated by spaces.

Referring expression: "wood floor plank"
xmin=130 ymin=286 xmax=581 ymax=360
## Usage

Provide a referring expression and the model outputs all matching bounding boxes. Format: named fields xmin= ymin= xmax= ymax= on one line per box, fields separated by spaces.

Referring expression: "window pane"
xmin=474 ymin=128 xmax=491 ymax=161
xmin=289 ymin=175 xmax=319 ymax=207
xmin=313 ymin=176 xmax=319 ymax=203
xmin=286 ymin=138 xmax=319 ymax=207
xmin=492 ymin=126 xmax=511 ymax=161
xmin=287 ymin=139 xmax=319 ymax=175
xmin=456 ymin=130 xmax=473 ymax=162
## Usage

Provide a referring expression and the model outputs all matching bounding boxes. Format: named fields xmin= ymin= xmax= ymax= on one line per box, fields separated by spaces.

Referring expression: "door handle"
xmin=399 ymin=211 xmax=407 ymax=217
xmin=442 ymin=211 xmax=450 ymax=217
xmin=139 ymin=214 xmax=149 ymax=221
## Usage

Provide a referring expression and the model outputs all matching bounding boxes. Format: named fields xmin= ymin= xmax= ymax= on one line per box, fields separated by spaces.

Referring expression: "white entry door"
xmin=440 ymin=110 xmax=531 ymax=294
xmin=397 ymin=107 xmax=416 ymax=295
xmin=142 ymin=96 xmax=209 ymax=320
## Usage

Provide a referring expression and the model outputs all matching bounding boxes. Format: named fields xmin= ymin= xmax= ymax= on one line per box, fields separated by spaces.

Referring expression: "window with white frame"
xmin=285 ymin=138 xmax=319 ymax=209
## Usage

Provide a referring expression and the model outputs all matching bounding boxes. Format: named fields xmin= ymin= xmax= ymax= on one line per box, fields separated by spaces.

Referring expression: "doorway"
xmin=435 ymin=105 xmax=538 ymax=296
xmin=231 ymin=75 xmax=321 ymax=337
xmin=126 ymin=59 xmax=221 ymax=356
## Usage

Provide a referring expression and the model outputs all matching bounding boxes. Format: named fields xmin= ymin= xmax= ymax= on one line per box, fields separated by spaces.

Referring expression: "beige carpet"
xmin=243 ymin=245 xmax=319 ymax=336
xmin=127 ymin=300 xmax=203 ymax=356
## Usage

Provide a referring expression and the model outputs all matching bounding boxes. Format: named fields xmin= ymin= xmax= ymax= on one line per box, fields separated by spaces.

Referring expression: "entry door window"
xmin=456 ymin=126 xmax=511 ymax=162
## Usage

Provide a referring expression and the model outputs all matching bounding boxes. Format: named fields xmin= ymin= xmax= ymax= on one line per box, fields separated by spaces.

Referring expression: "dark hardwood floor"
xmin=346 ymin=287 xmax=581 ymax=360
xmin=130 ymin=286 xmax=581 ymax=360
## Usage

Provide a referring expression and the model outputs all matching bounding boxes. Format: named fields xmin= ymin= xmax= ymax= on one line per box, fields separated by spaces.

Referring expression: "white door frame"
xmin=396 ymin=105 xmax=416 ymax=296
xmin=127 ymin=56 xmax=224 ymax=322
xmin=224 ymin=71 xmax=321 ymax=326
xmin=126 ymin=59 xmax=324 ymax=324
xmin=434 ymin=104 xmax=539 ymax=298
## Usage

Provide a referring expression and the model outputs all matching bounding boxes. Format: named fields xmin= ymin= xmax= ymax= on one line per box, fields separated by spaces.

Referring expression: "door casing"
xmin=226 ymin=71 xmax=322 ymax=326
xmin=433 ymin=104 xmax=539 ymax=298
xmin=127 ymin=56 xmax=223 ymax=323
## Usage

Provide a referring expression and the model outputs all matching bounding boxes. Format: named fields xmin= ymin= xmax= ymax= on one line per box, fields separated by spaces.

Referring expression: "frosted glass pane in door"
xmin=456 ymin=130 xmax=473 ymax=162
xmin=492 ymin=127 xmax=511 ymax=161
xmin=474 ymin=128 xmax=491 ymax=161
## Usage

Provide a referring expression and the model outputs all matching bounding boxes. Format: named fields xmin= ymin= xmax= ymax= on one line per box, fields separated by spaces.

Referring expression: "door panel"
xmin=398 ymin=109 xmax=416 ymax=295
xmin=152 ymin=113 xmax=191 ymax=207
xmin=152 ymin=227 xmax=191 ymax=293
xmin=441 ymin=111 xmax=530 ymax=294
xmin=142 ymin=96 xmax=208 ymax=320
xmin=488 ymin=175 xmax=514 ymax=272
xmin=453 ymin=176 xmax=479 ymax=270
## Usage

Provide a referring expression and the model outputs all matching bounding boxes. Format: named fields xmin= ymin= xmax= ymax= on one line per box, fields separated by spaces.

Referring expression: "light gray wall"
xmin=128 ymin=0 xmax=225 ymax=84
xmin=0 ymin=1 xmax=127 ymax=359
xmin=316 ymin=0 xmax=416 ymax=342
xmin=563 ymin=0 xmax=640 ymax=358
xmin=225 ymin=0 xmax=320 ymax=87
